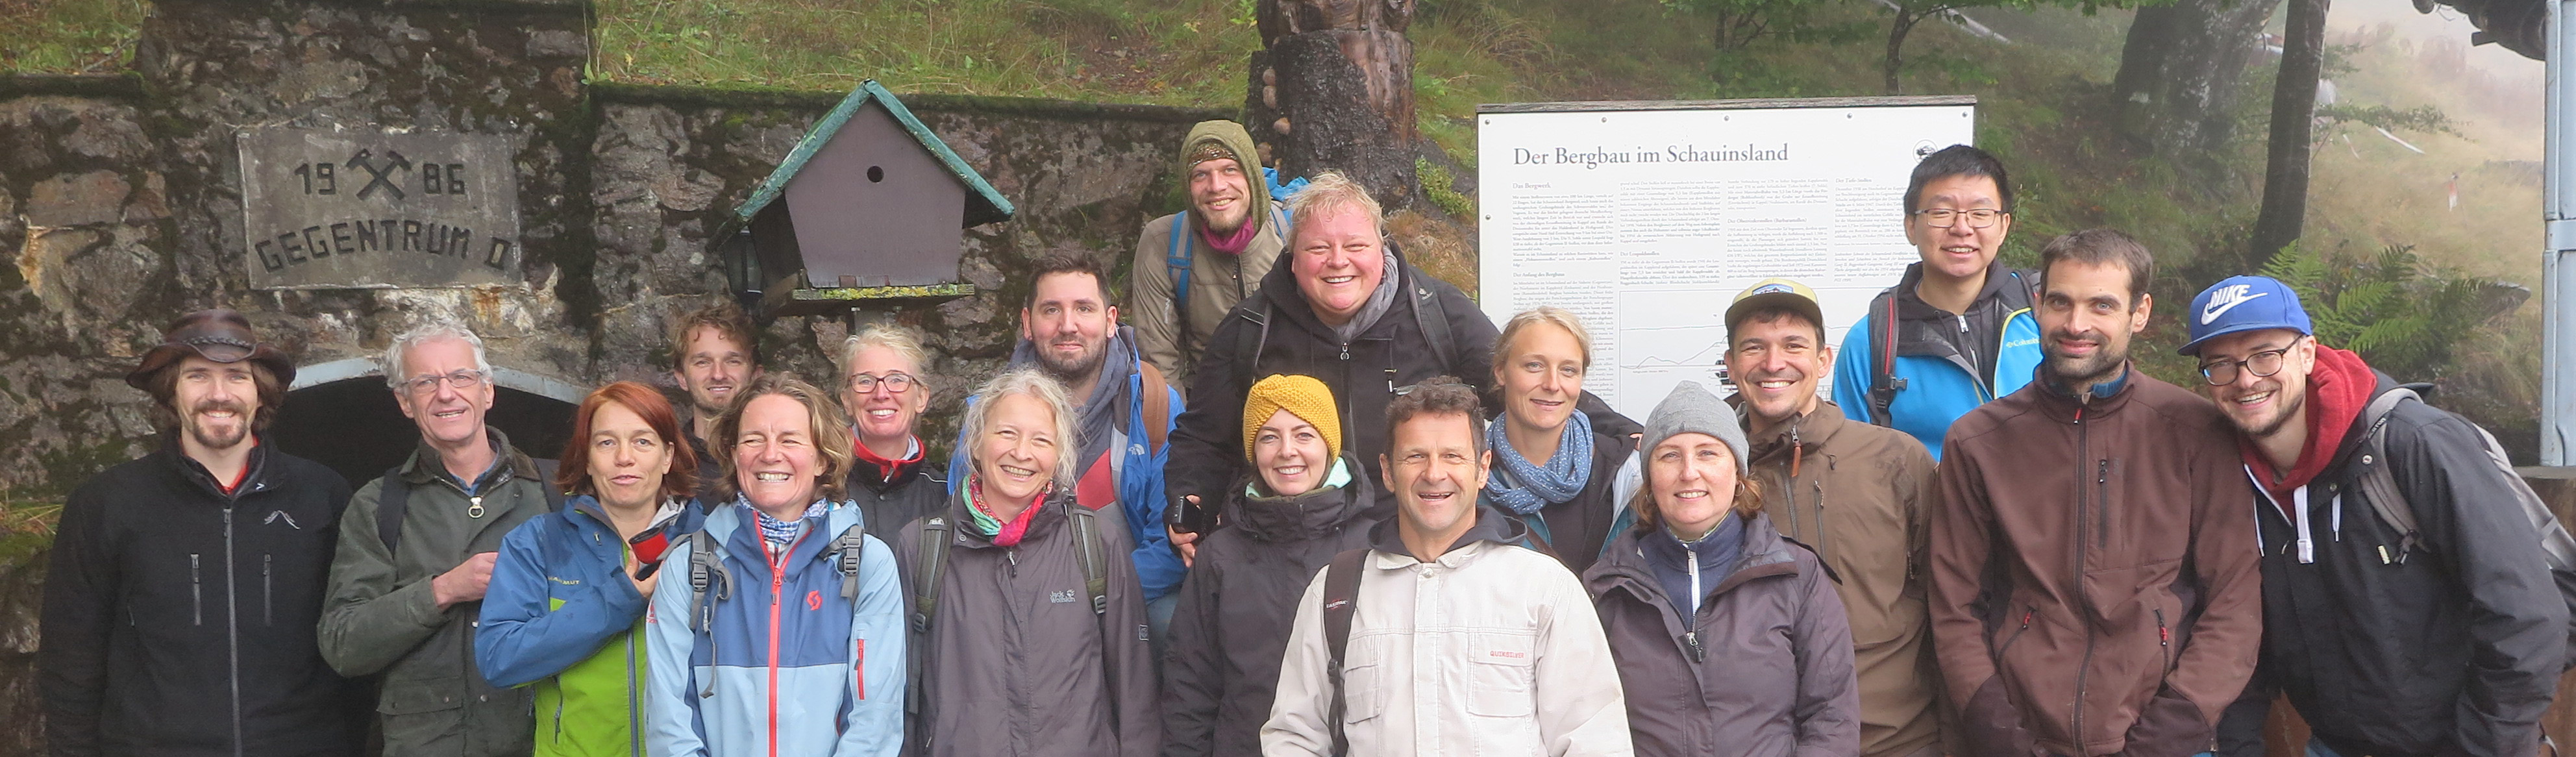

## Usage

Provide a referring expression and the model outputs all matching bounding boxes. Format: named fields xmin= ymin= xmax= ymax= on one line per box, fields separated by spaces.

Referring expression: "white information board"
xmin=1476 ymin=97 xmax=1975 ymax=417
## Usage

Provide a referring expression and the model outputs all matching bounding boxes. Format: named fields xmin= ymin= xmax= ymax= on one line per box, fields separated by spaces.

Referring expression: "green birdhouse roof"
xmin=734 ymin=79 xmax=1015 ymax=228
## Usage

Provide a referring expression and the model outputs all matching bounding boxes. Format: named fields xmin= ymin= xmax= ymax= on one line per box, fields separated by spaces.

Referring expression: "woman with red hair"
xmin=476 ymin=380 xmax=705 ymax=756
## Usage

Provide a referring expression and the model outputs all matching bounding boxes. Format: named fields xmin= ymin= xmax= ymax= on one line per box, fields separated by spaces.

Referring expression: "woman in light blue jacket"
xmin=644 ymin=375 xmax=905 ymax=757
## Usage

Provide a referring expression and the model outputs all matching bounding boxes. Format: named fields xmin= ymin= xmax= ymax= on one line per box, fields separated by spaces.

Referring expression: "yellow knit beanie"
xmin=1241 ymin=374 xmax=1341 ymax=462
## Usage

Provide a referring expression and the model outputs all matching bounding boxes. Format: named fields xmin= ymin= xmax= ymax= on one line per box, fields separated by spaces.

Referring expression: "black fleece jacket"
xmin=40 ymin=440 xmax=365 ymax=757
xmin=2216 ymin=371 xmax=2570 ymax=757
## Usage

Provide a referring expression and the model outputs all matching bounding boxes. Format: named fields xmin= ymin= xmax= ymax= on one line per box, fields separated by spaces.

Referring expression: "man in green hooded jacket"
xmin=1130 ymin=119 xmax=1289 ymax=390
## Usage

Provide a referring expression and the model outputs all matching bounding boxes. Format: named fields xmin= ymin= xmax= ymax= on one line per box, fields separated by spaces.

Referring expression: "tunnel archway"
xmin=274 ymin=358 xmax=586 ymax=486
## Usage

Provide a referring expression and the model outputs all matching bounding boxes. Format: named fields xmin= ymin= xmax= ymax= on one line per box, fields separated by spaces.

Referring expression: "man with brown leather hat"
xmin=40 ymin=309 xmax=367 ymax=756
xmin=1130 ymin=119 xmax=1291 ymax=387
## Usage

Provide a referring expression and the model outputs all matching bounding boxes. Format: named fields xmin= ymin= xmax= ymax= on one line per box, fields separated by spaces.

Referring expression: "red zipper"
xmin=765 ymin=533 xmax=803 ymax=757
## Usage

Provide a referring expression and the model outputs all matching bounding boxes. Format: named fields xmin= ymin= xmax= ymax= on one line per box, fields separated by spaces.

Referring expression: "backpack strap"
xmin=1167 ymin=214 xmax=1195 ymax=340
xmin=531 ymin=458 xmax=567 ymax=512
xmin=911 ymin=516 xmax=952 ymax=633
xmin=907 ymin=515 xmax=952 ymax=730
xmin=1864 ymin=289 xmax=1906 ymax=428
xmin=685 ymin=528 xmax=731 ymax=698
xmin=375 ymin=466 xmax=411 ymax=555
xmin=829 ymin=521 xmax=869 ymax=601
xmin=1322 ymin=547 xmax=1369 ymax=756
xmin=686 ymin=530 xmax=731 ymax=632
xmin=1068 ymin=506 xmax=1110 ymax=615
xmin=1410 ymin=273 xmax=1460 ymax=372
xmin=1138 ymin=362 xmax=1174 ymax=455
xmin=2355 ymin=388 xmax=2423 ymax=562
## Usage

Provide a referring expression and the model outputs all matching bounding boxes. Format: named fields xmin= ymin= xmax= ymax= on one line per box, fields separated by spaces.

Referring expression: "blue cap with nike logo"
xmin=2179 ymin=275 xmax=2310 ymax=355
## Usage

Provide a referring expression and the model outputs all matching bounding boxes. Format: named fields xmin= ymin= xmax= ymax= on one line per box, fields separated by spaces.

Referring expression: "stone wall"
xmin=0 ymin=3 xmax=1222 ymax=752
xmin=0 ymin=1 xmax=1220 ymax=501
xmin=585 ymin=84 xmax=1211 ymax=446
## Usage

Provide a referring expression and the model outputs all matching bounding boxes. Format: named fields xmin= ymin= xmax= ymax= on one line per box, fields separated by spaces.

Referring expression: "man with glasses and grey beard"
xmin=319 ymin=319 xmax=554 ymax=757
xmin=2196 ymin=277 xmax=2571 ymax=757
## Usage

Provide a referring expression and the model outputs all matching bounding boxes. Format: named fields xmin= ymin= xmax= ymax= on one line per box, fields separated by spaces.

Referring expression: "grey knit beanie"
xmin=1642 ymin=380 xmax=1750 ymax=475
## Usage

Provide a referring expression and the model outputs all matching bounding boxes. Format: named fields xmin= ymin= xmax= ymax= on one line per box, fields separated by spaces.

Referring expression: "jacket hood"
xmin=1743 ymin=400 xmax=1848 ymax=467
xmin=1256 ymin=240 xmax=1420 ymax=339
xmin=1366 ymin=501 xmax=1530 ymax=560
xmin=2242 ymin=345 xmax=2377 ymax=500
xmin=1892 ymin=260 xmax=2022 ymax=319
xmin=941 ymin=482 xmax=1083 ymax=549
xmin=1587 ymin=511 xmax=1800 ymax=607
xmin=398 ymin=427 xmax=541 ymax=489
xmin=1181 ymin=120 xmax=1270 ymax=236
xmin=1009 ymin=323 xmax=1144 ymax=463
xmin=2027 ymin=362 xmax=2141 ymax=420
xmin=1233 ymin=453 xmax=1374 ymax=542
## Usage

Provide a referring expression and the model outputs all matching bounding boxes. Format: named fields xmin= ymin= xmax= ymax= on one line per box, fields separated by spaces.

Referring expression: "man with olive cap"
xmin=1129 ymin=119 xmax=1290 ymax=387
xmin=1725 ymin=279 xmax=1942 ymax=757
xmin=40 ymin=309 xmax=367 ymax=756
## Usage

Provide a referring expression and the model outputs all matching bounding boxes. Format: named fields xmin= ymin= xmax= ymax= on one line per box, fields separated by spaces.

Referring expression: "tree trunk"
xmin=1246 ymin=0 xmax=1419 ymax=207
xmin=1884 ymin=10 xmax=1920 ymax=95
xmin=2112 ymin=0 xmax=2285 ymax=168
xmin=2249 ymin=0 xmax=2330 ymax=266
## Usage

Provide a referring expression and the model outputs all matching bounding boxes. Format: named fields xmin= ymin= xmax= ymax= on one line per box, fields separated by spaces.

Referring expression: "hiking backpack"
xmin=1861 ymin=270 xmax=2035 ymax=427
xmin=1165 ymin=204 xmax=1294 ymax=345
xmin=2352 ymin=386 xmax=2576 ymax=669
xmin=680 ymin=514 xmax=874 ymax=696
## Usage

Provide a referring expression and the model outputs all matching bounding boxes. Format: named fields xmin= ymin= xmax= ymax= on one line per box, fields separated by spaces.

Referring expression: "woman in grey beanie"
xmin=1580 ymin=380 xmax=1860 ymax=756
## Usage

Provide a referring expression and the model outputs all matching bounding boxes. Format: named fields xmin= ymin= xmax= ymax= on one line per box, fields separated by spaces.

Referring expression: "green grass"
xmin=593 ymin=0 xmax=1263 ymax=104
xmin=0 ymin=0 xmax=144 ymax=73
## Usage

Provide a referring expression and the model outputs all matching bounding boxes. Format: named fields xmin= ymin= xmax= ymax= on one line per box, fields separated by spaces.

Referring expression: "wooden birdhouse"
xmin=726 ymin=80 xmax=1014 ymax=317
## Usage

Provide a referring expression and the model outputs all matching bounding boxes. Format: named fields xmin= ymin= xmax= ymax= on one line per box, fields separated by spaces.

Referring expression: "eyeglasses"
xmin=1913 ymin=208 xmax=2007 ymax=229
xmin=2198 ymin=343 xmax=2300 ymax=386
xmin=400 ymin=369 xmax=489 ymax=395
xmin=848 ymin=371 xmax=917 ymax=394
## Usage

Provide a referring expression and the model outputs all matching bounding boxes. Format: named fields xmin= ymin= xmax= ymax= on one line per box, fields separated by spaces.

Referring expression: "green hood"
xmin=1180 ymin=119 xmax=1270 ymax=236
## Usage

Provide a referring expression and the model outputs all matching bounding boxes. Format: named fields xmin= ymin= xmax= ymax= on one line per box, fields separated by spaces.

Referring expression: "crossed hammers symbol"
xmin=344 ymin=149 xmax=412 ymax=201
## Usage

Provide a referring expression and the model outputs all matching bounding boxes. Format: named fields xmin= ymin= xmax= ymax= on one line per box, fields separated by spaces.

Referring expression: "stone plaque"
xmin=237 ymin=127 xmax=523 ymax=289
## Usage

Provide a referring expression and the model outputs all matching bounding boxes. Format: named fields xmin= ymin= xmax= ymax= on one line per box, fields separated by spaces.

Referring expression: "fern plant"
xmin=2257 ymin=242 xmax=2527 ymax=384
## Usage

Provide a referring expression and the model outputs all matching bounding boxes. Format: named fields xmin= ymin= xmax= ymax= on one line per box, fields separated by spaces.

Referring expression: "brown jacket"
xmin=1928 ymin=366 xmax=2260 ymax=757
xmin=1748 ymin=402 xmax=1941 ymax=757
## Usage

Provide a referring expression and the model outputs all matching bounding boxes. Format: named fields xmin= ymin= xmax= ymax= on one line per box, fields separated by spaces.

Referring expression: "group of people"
xmin=32 ymin=121 xmax=2575 ymax=757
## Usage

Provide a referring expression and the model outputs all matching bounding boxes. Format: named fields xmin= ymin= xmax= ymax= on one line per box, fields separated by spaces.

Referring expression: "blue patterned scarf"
xmin=1484 ymin=410 xmax=1594 ymax=515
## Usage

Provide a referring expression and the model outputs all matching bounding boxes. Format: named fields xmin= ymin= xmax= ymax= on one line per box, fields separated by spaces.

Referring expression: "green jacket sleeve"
xmin=316 ymin=478 xmax=451 ymax=677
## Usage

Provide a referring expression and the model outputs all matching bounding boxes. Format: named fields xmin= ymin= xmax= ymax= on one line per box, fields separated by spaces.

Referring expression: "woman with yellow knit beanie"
xmin=1158 ymin=373 xmax=1381 ymax=757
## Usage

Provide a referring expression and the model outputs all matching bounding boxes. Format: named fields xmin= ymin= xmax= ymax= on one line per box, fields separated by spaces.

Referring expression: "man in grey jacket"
xmin=318 ymin=320 xmax=551 ymax=757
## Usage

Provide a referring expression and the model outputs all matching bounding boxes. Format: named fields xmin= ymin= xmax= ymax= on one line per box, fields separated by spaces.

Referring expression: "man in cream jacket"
xmin=1263 ymin=379 xmax=1632 ymax=757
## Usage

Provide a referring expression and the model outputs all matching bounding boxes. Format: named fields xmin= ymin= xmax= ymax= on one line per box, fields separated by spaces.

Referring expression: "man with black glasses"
xmin=1833 ymin=145 xmax=2044 ymax=460
xmin=2195 ymin=276 xmax=2572 ymax=757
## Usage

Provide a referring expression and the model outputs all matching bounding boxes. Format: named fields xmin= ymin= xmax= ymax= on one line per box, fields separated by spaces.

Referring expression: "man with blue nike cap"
xmin=2192 ymin=275 xmax=2570 ymax=757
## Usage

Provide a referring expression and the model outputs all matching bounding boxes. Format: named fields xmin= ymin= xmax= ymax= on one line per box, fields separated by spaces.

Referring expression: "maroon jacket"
xmin=1929 ymin=366 xmax=2261 ymax=757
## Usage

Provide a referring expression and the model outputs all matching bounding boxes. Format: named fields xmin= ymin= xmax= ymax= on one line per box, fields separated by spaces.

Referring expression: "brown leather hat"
xmin=126 ymin=309 xmax=295 ymax=390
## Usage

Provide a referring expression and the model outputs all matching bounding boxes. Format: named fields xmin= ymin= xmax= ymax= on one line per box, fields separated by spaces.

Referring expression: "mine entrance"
xmin=273 ymin=359 xmax=582 ymax=487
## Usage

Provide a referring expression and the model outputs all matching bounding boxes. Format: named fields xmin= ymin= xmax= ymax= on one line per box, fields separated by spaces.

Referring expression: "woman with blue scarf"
xmin=1483 ymin=306 xmax=1641 ymax=572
